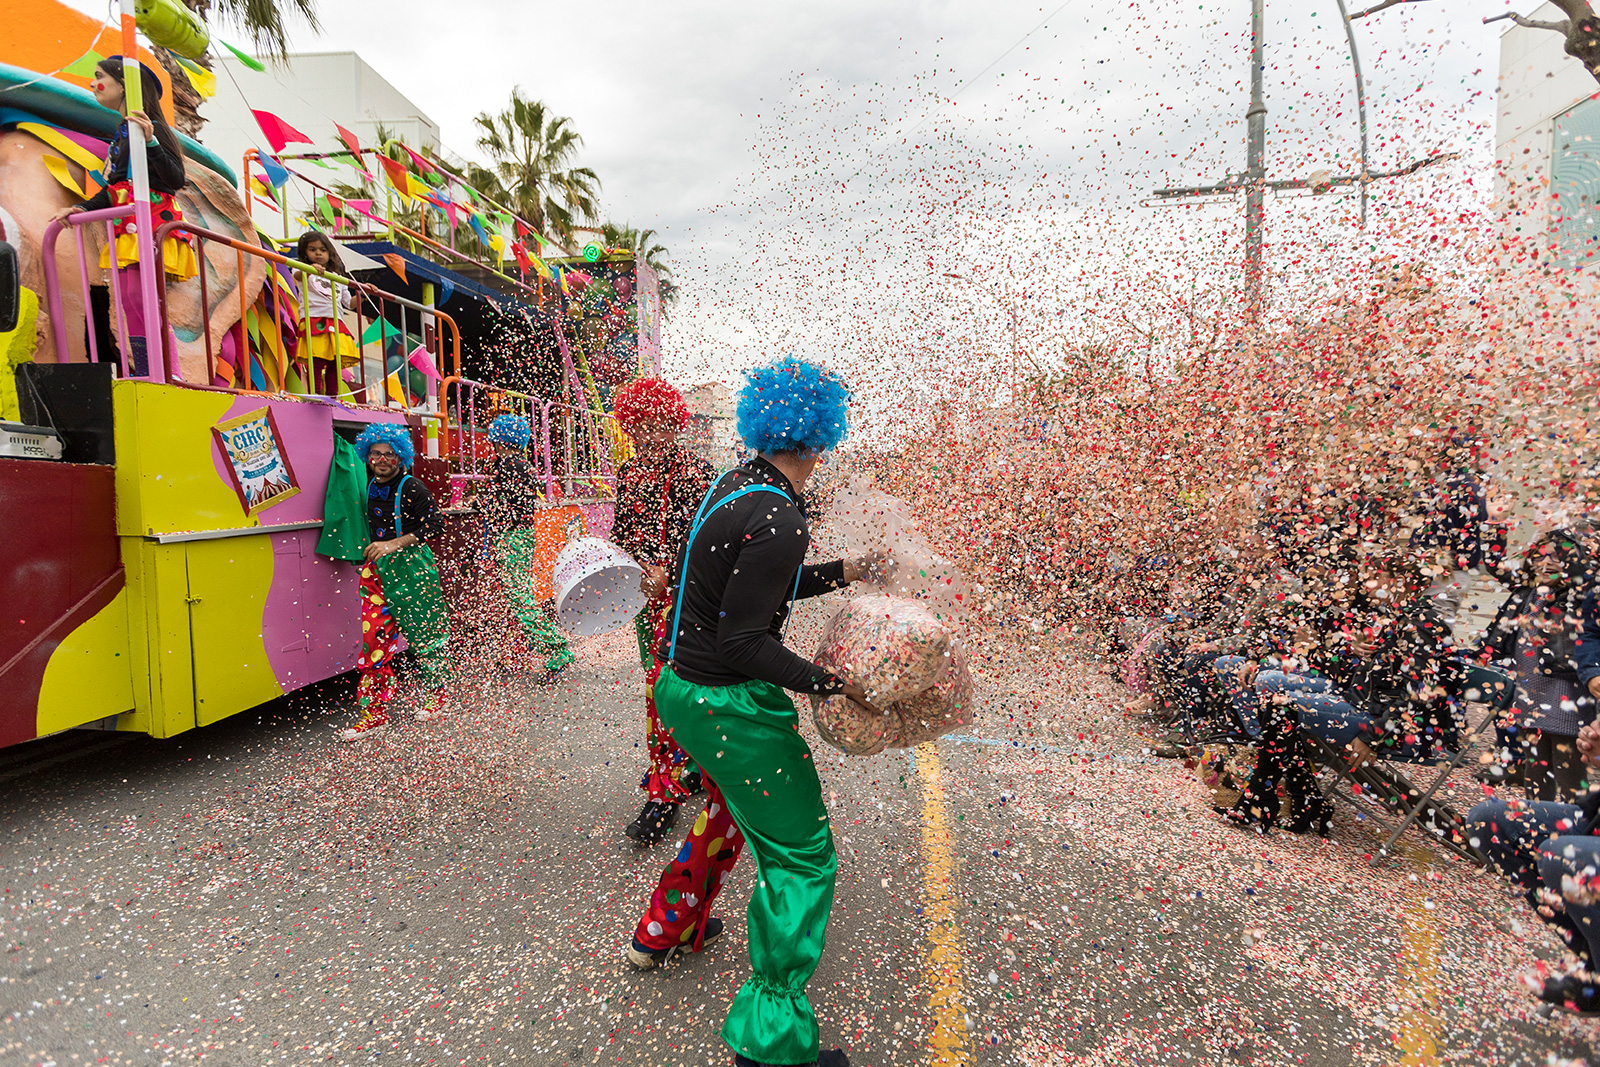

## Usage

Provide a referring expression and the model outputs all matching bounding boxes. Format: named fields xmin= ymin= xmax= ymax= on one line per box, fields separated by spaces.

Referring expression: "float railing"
xmin=42 ymin=206 xmax=143 ymax=378
xmin=40 ymin=210 xmax=462 ymax=410
xmin=157 ymin=219 xmax=459 ymax=406
xmin=439 ymin=376 xmax=625 ymax=501
xmin=240 ymin=147 xmax=548 ymax=305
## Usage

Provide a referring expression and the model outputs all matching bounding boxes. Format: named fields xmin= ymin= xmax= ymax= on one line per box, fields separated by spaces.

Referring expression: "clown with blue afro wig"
xmin=354 ymin=422 xmax=415 ymax=470
xmin=736 ymin=357 xmax=851 ymax=455
xmin=487 ymin=413 xmax=532 ymax=450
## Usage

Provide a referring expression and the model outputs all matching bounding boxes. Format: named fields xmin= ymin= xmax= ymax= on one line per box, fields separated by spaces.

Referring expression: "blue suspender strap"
xmin=392 ymin=473 xmax=412 ymax=537
xmin=666 ymin=477 xmax=805 ymax=664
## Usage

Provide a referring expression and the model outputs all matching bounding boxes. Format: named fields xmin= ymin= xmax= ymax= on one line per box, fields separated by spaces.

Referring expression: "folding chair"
xmin=1363 ymin=662 xmax=1515 ymax=866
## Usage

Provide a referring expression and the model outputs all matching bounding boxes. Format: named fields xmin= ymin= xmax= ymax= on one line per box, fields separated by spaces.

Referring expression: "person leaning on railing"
xmin=48 ymin=58 xmax=197 ymax=376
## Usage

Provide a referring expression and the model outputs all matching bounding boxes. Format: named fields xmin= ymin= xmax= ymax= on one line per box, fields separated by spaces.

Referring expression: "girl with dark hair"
xmin=294 ymin=232 xmax=360 ymax=397
xmin=49 ymin=59 xmax=197 ymax=377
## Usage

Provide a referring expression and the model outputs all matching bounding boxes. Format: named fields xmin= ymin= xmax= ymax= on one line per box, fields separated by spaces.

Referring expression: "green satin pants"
xmin=654 ymin=666 xmax=838 ymax=1065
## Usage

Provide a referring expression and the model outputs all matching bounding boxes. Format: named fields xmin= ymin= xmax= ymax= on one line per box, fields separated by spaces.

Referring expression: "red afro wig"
xmin=612 ymin=377 xmax=690 ymax=433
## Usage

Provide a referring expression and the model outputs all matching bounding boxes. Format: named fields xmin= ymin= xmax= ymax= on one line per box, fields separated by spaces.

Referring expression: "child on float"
xmin=50 ymin=58 xmax=197 ymax=377
xmin=342 ymin=422 xmax=453 ymax=740
xmin=482 ymin=413 xmax=573 ymax=679
xmin=294 ymin=231 xmax=362 ymax=399
xmin=623 ymin=358 xmax=880 ymax=1067
xmin=608 ymin=377 xmax=716 ymax=845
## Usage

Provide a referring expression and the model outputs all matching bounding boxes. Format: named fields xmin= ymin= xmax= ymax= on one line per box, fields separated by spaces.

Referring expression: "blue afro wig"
xmin=736 ymin=357 xmax=851 ymax=455
xmin=354 ymin=422 xmax=415 ymax=470
xmin=487 ymin=413 xmax=532 ymax=449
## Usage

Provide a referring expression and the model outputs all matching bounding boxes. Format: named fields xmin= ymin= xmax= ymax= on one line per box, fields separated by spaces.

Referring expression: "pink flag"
xmin=399 ymin=143 xmax=438 ymax=174
xmin=334 ymin=122 xmax=363 ymax=159
xmin=407 ymin=345 xmax=443 ymax=380
xmin=251 ymin=109 xmax=313 ymax=153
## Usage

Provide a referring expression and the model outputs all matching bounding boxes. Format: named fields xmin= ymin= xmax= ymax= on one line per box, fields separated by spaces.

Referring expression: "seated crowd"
xmin=1110 ymin=461 xmax=1600 ymax=1013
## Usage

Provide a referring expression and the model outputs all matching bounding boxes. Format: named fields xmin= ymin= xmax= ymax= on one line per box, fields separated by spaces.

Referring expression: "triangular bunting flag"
xmin=221 ymin=40 xmax=266 ymax=72
xmin=335 ymin=123 xmax=364 ymax=161
xmin=251 ymin=109 xmax=312 ymax=153
xmin=174 ymin=56 xmax=216 ymax=98
xmin=381 ymin=253 xmax=409 ymax=285
xmin=407 ymin=345 xmax=442 ymax=381
xmin=258 ymin=152 xmax=290 ymax=189
xmin=61 ymin=49 xmax=103 ymax=78
xmin=378 ymin=155 xmax=417 ymax=202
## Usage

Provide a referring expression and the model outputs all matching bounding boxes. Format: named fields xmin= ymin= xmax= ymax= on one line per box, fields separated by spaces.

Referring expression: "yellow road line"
xmin=1393 ymin=846 xmax=1441 ymax=1067
xmin=916 ymin=742 xmax=970 ymax=1066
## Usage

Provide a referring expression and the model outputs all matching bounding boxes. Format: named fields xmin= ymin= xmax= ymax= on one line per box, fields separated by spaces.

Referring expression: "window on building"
xmin=1553 ymin=96 xmax=1600 ymax=270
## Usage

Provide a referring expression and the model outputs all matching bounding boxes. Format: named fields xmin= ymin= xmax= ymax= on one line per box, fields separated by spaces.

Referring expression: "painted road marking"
xmin=1395 ymin=846 xmax=1442 ymax=1066
xmin=914 ymin=742 xmax=970 ymax=1065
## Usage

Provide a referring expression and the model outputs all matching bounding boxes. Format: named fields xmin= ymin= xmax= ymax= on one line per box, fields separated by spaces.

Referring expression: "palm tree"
xmin=196 ymin=0 xmax=321 ymax=56
xmin=473 ymin=90 xmax=601 ymax=248
xmin=599 ymin=222 xmax=670 ymax=275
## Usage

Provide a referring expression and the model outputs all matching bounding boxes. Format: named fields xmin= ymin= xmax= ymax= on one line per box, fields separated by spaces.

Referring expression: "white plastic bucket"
xmin=552 ymin=537 xmax=648 ymax=636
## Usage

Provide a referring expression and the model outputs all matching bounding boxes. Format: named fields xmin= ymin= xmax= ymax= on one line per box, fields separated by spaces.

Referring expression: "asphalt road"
xmin=3 ymin=592 xmax=1597 ymax=1067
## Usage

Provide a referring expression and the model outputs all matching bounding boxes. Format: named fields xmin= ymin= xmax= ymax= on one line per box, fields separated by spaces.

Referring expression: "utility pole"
xmin=1335 ymin=0 xmax=1371 ymax=228
xmin=1149 ymin=0 xmax=1454 ymax=326
xmin=1244 ymin=0 xmax=1267 ymax=317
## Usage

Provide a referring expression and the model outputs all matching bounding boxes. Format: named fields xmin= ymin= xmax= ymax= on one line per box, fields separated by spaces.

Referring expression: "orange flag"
xmin=381 ymin=253 xmax=408 ymax=285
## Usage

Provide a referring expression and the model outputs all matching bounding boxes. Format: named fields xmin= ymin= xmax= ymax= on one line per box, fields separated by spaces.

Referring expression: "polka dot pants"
xmin=632 ymin=779 xmax=745 ymax=951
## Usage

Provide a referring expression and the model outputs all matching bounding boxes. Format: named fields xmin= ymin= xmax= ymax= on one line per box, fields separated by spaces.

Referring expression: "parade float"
xmin=0 ymin=1 xmax=662 ymax=749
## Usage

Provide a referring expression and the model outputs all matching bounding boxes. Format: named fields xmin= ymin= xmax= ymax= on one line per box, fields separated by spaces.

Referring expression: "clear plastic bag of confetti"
xmin=893 ymin=640 xmax=975 ymax=746
xmin=808 ymin=594 xmax=973 ymax=755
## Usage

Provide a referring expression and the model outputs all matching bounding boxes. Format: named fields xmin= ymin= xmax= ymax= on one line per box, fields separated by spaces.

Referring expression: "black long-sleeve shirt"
xmin=612 ymin=448 xmax=715 ymax=568
xmin=368 ymin=473 xmax=443 ymax=543
xmin=659 ymin=456 xmax=849 ymax=694
xmin=79 ymin=121 xmax=187 ymax=212
xmin=483 ymin=453 xmax=538 ymax=530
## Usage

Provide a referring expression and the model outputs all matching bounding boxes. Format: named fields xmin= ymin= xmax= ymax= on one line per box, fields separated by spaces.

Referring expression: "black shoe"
xmin=1285 ymin=791 xmax=1333 ymax=837
xmin=624 ymin=800 xmax=681 ymax=845
xmin=626 ymin=917 xmax=724 ymax=970
xmin=681 ymin=769 xmax=705 ymax=797
xmin=734 ymin=1051 xmax=848 ymax=1067
xmin=1540 ymin=974 xmax=1600 ymax=1016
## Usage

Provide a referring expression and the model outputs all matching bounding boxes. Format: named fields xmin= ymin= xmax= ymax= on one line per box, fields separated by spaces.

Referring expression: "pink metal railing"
xmin=440 ymin=375 xmax=622 ymax=501
xmin=39 ymin=211 xmax=461 ymax=409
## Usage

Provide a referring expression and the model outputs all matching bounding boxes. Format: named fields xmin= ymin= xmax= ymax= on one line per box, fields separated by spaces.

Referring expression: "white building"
xmin=1495 ymin=5 xmax=1599 ymax=271
xmin=198 ymin=51 xmax=442 ymax=235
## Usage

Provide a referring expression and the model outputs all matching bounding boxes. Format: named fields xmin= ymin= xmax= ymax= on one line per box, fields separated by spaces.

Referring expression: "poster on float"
xmin=213 ymin=407 xmax=301 ymax=515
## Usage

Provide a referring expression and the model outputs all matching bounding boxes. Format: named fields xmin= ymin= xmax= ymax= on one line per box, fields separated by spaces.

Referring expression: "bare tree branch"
xmin=1346 ymin=0 xmax=1431 ymax=21
xmin=1477 ymin=1 xmax=1600 ymax=85
xmin=1484 ymin=11 xmax=1570 ymax=33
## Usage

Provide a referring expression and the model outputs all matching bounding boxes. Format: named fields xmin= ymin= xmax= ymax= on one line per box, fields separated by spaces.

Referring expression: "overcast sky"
xmin=64 ymin=0 xmax=1531 ymax=396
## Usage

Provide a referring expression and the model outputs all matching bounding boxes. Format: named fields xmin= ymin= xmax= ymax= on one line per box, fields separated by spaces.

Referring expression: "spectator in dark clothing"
xmin=1477 ymin=527 xmax=1600 ymax=800
xmin=1468 ymin=716 xmax=1600 ymax=1015
xmin=1412 ymin=434 xmax=1509 ymax=630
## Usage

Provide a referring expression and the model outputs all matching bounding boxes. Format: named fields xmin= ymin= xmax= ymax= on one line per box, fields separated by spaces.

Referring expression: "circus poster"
xmin=213 ymin=407 xmax=301 ymax=516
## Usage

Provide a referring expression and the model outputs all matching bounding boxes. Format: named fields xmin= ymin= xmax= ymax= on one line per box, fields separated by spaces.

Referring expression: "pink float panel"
xmin=263 ymin=529 xmax=366 ymax=692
